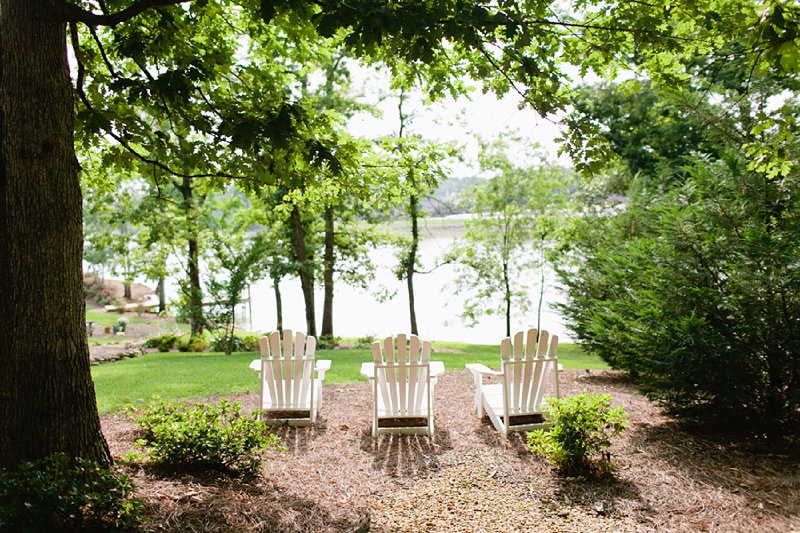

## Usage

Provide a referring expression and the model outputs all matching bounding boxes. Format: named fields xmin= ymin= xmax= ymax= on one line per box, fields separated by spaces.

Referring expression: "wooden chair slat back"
xmin=501 ymin=329 xmax=559 ymax=415
xmin=259 ymin=329 xmax=316 ymax=410
xmin=373 ymin=334 xmax=431 ymax=416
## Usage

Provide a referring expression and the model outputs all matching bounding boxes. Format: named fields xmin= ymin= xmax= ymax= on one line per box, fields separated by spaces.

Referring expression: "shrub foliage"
xmin=558 ymin=154 xmax=800 ymax=435
xmin=527 ymin=392 xmax=628 ymax=477
xmin=126 ymin=397 xmax=281 ymax=477
xmin=0 ymin=453 xmax=144 ymax=532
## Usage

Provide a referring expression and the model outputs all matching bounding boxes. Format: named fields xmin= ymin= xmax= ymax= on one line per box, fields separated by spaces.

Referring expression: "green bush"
xmin=125 ymin=396 xmax=281 ymax=477
xmin=354 ymin=334 xmax=377 ymax=349
xmin=558 ymin=154 xmax=800 ymax=435
xmin=240 ymin=334 xmax=262 ymax=352
xmin=0 ymin=453 xmax=145 ymax=532
xmin=142 ymin=333 xmax=181 ymax=352
xmin=317 ymin=335 xmax=339 ymax=350
xmin=210 ymin=334 xmax=245 ymax=353
xmin=177 ymin=335 xmax=208 ymax=353
xmin=527 ymin=392 xmax=628 ymax=477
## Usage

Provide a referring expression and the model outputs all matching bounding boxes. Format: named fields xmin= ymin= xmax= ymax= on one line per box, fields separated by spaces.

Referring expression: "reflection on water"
xmin=245 ymin=237 xmax=573 ymax=344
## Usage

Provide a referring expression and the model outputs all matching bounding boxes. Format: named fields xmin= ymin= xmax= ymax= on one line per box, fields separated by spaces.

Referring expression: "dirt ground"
xmin=102 ymin=368 xmax=800 ymax=533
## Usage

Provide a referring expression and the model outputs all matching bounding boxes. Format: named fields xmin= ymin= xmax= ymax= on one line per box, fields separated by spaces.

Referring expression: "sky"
xmin=344 ymin=65 xmax=570 ymax=177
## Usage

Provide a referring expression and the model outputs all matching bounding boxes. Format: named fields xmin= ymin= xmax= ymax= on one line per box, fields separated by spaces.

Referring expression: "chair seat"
xmin=480 ymin=383 xmax=550 ymax=429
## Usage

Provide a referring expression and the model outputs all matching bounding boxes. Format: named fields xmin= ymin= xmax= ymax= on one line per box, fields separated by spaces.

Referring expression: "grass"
xmin=86 ymin=311 xmax=149 ymax=326
xmin=92 ymin=342 xmax=607 ymax=415
xmin=92 ymin=352 xmax=260 ymax=415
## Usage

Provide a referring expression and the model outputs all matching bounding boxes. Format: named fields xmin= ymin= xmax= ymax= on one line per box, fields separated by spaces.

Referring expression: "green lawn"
xmin=86 ymin=311 xmax=150 ymax=326
xmin=92 ymin=342 xmax=606 ymax=415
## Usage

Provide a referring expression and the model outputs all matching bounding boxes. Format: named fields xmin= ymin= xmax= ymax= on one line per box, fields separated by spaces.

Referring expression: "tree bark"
xmin=290 ymin=205 xmax=316 ymax=337
xmin=176 ymin=176 xmax=204 ymax=336
xmin=0 ymin=0 xmax=111 ymax=469
xmin=503 ymin=259 xmax=512 ymax=337
xmin=406 ymin=189 xmax=420 ymax=336
xmin=320 ymin=205 xmax=334 ymax=341
xmin=272 ymin=272 xmax=283 ymax=334
xmin=157 ymin=277 xmax=166 ymax=313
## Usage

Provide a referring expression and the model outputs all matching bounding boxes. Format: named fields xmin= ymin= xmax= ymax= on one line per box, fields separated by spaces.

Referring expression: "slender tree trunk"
xmin=290 ymin=205 xmax=316 ymax=337
xmin=0 ymin=0 xmax=111 ymax=469
xmin=272 ymin=272 xmax=283 ymax=334
xmin=157 ymin=277 xmax=166 ymax=313
xmin=123 ymin=282 xmax=132 ymax=300
xmin=503 ymin=259 xmax=511 ymax=337
xmin=320 ymin=205 xmax=335 ymax=341
xmin=407 ymin=189 xmax=420 ymax=336
xmin=397 ymin=92 xmax=420 ymax=336
xmin=187 ymin=229 xmax=203 ymax=335
xmin=177 ymin=176 xmax=204 ymax=336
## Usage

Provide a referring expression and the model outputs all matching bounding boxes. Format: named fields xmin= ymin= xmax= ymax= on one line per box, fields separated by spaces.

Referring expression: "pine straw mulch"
xmin=102 ymin=369 xmax=800 ymax=533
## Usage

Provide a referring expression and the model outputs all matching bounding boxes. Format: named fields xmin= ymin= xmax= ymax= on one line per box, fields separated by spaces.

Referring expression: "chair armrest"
xmin=249 ymin=359 xmax=260 ymax=372
xmin=465 ymin=364 xmax=502 ymax=418
xmin=465 ymin=363 xmax=502 ymax=376
xmin=315 ymin=359 xmax=332 ymax=381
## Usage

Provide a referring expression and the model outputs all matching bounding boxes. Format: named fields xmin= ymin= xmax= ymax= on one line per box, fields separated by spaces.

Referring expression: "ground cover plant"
xmin=0 ymin=453 xmax=144 ymax=532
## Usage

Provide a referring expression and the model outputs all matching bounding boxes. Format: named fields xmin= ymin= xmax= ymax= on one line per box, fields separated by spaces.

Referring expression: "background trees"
xmin=448 ymin=139 xmax=570 ymax=337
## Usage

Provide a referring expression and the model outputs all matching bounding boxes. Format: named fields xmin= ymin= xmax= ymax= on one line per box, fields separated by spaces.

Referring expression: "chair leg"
xmin=469 ymin=370 xmax=484 ymax=417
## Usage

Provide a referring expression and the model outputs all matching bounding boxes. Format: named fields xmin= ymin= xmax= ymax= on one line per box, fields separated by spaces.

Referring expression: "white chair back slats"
xmin=371 ymin=334 xmax=434 ymax=436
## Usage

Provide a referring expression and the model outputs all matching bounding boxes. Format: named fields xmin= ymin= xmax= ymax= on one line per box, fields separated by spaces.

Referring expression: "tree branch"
xmin=62 ymin=0 xmax=190 ymax=26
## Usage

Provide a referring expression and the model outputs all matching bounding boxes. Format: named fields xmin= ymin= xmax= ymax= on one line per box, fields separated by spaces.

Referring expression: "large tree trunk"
xmin=290 ymin=205 xmax=316 ymax=337
xmin=320 ymin=205 xmax=334 ymax=340
xmin=0 ymin=0 xmax=111 ymax=469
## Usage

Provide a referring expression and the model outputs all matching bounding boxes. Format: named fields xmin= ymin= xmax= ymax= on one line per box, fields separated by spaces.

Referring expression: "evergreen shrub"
xmin=558 ymin=154 xmax=800 ymax=435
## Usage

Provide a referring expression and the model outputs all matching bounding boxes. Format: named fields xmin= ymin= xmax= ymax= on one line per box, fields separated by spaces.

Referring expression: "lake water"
xmin=242 ymin=236 xmax=574 ymax=344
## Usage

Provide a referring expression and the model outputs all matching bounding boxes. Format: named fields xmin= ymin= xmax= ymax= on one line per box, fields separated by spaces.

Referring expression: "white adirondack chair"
xmin=466 ymin=329 xmax=560 ymax=435
xmin=370 ymin=334 xmax=435 ymax=436
xmin=255 ymin=329 xmax=331 ymax=426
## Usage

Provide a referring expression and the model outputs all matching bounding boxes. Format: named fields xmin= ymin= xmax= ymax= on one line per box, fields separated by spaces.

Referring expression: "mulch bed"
xmin=102 ymin=369 xmax=800 ymax=533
